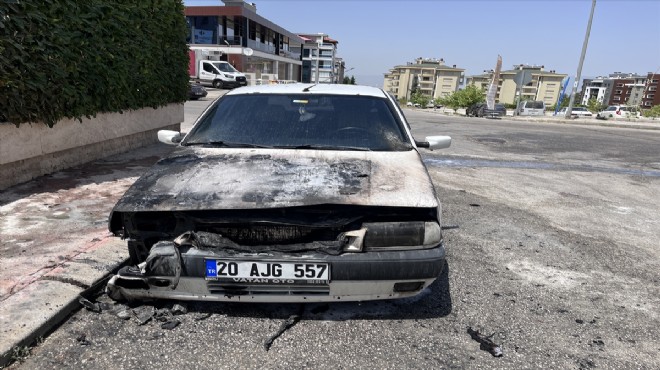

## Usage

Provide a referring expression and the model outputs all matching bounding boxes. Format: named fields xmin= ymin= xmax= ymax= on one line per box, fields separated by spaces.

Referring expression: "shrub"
xmin=0 ymin=0 xmax=190 ymax=127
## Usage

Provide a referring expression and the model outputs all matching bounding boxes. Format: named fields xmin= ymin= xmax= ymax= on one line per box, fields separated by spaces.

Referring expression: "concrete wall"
xmin=0 ymin=104 xmax=183 ymax=190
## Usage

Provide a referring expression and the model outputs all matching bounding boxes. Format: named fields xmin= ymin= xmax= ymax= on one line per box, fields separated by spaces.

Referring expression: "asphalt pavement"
xmin=0 ymin=89 xmax=657 ymax=367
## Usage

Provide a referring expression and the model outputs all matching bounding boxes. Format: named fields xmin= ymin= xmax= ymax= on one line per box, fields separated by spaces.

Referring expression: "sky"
xmin=185 ymin=0 xmax=660 ymax=88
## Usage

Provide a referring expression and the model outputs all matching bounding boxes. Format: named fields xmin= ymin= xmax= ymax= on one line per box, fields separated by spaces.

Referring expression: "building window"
xmin=647 ymin=94 xmax=655 ymax=99
xmin=615 ymin=90 xmax=622 ymax=94
xmin=645 ymin=101 xmax=652 ymax=106
xmin=613 ymin=96 xmax=620 ymax=101
xmin=649 ymin=86 xmax=657 ymax=92
xmin=616 ymin=83 xmax=623 ymax=87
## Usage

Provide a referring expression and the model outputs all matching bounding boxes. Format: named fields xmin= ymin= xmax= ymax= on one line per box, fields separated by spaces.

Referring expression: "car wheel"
xmin=213 ymin=80 xmax=224 ymax=89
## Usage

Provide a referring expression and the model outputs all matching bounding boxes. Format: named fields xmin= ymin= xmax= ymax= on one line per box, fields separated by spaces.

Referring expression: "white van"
xmin=516 ymin=100 xmax=546 ymax=116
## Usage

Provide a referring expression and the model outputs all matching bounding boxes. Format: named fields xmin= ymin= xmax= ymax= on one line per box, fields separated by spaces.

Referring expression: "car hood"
xmin=112 ymin=147 xmax=438 ymax=212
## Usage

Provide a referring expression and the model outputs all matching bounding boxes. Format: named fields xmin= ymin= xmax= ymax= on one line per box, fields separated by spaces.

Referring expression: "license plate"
xmin=205 ymin=260 xmax=330 ymax=284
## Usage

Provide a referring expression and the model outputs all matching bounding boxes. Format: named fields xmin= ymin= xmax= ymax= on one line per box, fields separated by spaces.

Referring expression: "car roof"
xmin=225 ymin=83 xmax=388 ymax=98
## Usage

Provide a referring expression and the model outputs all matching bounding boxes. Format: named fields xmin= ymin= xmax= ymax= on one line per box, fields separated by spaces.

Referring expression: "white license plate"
xmin=206 ymin=260 xmax=329 ymax=284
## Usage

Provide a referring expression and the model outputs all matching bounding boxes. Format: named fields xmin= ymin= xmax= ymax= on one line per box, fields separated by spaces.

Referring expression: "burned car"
xmin=107 ymin=84 xmax=451 ymax=302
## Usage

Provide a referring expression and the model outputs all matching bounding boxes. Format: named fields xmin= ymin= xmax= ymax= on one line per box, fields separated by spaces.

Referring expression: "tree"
xmin=642 ymin=104 xmax=660 ymax=119
xmin=438 ymin=85 xmax=485 ymax=109
xmin=586 ymin=98 xmax=605 ymax=113
xmin=410 ymin=76 xmax=419 ymax=95
xmin=342 ymin=76 xmax=350 ymax=84
xmin=350 ymin=76 xmax=356 ymax=85
xmin=410 ymin=91 xmax=430 ymax=106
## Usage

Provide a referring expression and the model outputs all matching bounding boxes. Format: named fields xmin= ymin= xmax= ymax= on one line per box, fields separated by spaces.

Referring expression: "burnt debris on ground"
xmin=466 ymin=327 xmax=503 ymax=357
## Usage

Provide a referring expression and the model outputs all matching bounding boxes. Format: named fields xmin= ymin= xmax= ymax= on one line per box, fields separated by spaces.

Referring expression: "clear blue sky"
xmin=185 ymin=0 xmax=660 ymax=87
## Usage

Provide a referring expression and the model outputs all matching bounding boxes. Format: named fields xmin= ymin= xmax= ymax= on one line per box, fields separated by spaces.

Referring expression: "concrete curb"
xmin=0 ymin=238 xmax=128 ymax=367
xmin=408 ymin=108 xmax=660 ymax=130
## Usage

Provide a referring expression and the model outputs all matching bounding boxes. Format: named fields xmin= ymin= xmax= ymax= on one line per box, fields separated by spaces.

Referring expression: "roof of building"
xmin=392 ymin=64 xmax=464 ymax=71
xmin=185 ymin=6 xmax=304 ymax=43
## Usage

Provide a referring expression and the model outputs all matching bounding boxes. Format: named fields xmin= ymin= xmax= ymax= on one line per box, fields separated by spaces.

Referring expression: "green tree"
xmin=439 ymin=85 xmax=485 ymax=109
xmin=410 ymin=91 xmax=429 ymax=106
xmin=350 ymin=76 xmax=356 ymax=85
xmin=410 ymin=76 xmax=419 ymax=95
xmin=342 ymin=76 xmax=351 ymax=84
xmin=586 ymin=98 xmax=605 ymax=113
xmin=642 ymin=104 xmax=660 ymax=119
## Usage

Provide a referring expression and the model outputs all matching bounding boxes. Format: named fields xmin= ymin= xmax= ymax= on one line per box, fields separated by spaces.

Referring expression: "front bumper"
xmin=107 ymin=244 xmax=446 ymax=303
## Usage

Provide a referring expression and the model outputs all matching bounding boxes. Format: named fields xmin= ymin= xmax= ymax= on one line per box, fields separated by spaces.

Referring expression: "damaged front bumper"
xmin=107 ymin=234 xmax=446 ymax=303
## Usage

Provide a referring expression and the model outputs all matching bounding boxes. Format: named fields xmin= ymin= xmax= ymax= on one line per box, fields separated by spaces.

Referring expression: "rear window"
xmin=605 ymin=106 xmax=618 ymax=111
xmin=185 ymin=94 xmax=413 ymax=151
xmin=527 ymin=101 xmax=544 ymax=109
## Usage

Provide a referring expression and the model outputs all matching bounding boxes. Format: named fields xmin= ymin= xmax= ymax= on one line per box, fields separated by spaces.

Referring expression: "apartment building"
xmin=298 ymin=33 xmax=340 ymax=84
xmin=641 ymin=73 xmax=659 ymax=108
xmin=466 ymin=65 xmax=567 ymax=105
xmin=580 ymin=77 xmax=607 ymax=105
xmin=185 ymin=0 xmax=304 ymax=83
xmin=383 ymin=58 xmax=464 ymax=101
xmin=601 ymin=73 xmax=647 ymax=106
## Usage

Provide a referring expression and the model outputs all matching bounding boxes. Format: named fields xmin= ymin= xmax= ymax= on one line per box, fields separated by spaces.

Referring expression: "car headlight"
xmin=362 ymin=221 xmax=442 ymax=250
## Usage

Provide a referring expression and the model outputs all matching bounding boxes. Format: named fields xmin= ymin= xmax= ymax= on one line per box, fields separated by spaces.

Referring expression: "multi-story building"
xmin=298 ymin=33 xmax=339 ymax=84
xmin=466 ymin=65 xmax=567 ymax=106
xmin=185 ymin=0 xmax=305 ymax=84
xmin=580 ymin=77 xmax=607 ymax=105
xmin=641 ymin=73 xmax=660 ymax=108
xmin=334 ymin=57 xmax=348 ymax=84
xmin=601 ymin=73 xmax=647 ymax=106
xmin=383 ymin=58 xmax=464 ymax=101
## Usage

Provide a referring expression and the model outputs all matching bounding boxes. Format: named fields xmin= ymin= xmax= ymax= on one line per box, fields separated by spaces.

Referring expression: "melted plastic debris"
xmin=263 ymin=305 xmax=304 ymax=351
xmin=78 ymin=297 xmax=101 ymax=313
xmin=467 ymin=327 xmax=503 ymax=357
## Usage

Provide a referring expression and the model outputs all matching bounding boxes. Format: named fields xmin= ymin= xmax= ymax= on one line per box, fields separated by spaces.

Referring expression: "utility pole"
xmin=566 ymin=0 xmax=596 ymax=118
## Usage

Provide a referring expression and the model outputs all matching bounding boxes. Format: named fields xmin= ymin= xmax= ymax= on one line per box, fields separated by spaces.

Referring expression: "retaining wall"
xmin=0 ymin=104 xmax=182 ymax=190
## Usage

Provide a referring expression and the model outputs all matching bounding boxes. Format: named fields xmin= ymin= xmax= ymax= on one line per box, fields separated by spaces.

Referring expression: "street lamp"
xmin=565 ymin=0 xmax=596 ymax=118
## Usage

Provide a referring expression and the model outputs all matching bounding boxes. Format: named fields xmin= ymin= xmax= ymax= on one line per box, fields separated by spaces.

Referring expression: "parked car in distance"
xmin=557 ymin=107 xmax=593 ymax=117
xmin=481 ymin=103 xmax=507 ymax=117
xmin=466 ymin=102 xmax=485 ymax=117
xmin=467 ymin=102 xmax=506 ymax=117
xmin=107 ymin=84 xmax=453 ymax=303
xmin=515 ymin=100 xmax=546 ymax=116
xmin=596 ymin=105 xmax=640 ymax=119
xmin=188 ymin=82 xmax=208 ymax=100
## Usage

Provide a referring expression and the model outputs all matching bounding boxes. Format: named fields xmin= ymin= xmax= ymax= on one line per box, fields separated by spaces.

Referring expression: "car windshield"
xmin=212 ymin=62 xmax=238 ymax=73
xmin=605 ymin=106 xmax=618 ymax=111
xmin=184 ymin=94 xmax=413 ymax=151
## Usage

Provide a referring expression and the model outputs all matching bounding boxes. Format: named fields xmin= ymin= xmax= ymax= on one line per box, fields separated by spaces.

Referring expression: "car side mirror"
xmin=416 ymin=136 xmax=451 ymax=150
xmin=158 ymin=130 xmax=184 ymax=145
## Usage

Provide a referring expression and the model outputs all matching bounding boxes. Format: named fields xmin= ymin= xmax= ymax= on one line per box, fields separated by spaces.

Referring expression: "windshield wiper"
xmin=184 ymin=141 xmax=272 ymax=148
xmin=274 ymin=144 xmax=372 ymax=151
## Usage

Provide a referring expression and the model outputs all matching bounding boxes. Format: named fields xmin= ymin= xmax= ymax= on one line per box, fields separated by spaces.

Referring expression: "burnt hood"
xmin=111 ymin=147 xmax=438 ymax=212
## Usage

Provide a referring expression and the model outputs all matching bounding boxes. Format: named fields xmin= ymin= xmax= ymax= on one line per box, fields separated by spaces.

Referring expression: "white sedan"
xmin=108 ymin=84 xmax=452 ymax=303
xmin=558 ymin=107 xmax=593 ymax=117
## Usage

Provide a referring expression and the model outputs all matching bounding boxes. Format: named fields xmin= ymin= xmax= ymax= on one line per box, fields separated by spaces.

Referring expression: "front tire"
xmin=213 ymin=80 xmax=224 ymax=89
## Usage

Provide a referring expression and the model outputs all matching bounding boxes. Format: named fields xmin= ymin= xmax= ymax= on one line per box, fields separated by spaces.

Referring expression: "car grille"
xmin=207 ymin=281 xmax=330 ymax=296
xmin=236 ymin=76 xmax=247 ymax=82
xmin=198 ymin=224 xmax=340 ymax=245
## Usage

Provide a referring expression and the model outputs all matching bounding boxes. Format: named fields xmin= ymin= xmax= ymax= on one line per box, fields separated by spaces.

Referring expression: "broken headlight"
xmin=362 ymin=221 xmax=442 ymax=250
